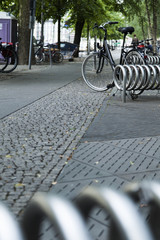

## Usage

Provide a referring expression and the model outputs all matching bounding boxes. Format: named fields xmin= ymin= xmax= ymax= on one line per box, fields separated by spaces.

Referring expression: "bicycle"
xmin=43 ymin=44 xmax=64 ymax=63
xmin=0 ymin=38 xmax=18 ymax=73
xmin=34 ymin=40 xmax=45 ymax=63
xmin=82 ymin=22 xmax=145 ymax=92
xmin=34 ymin=42 xmax=64 ymax=64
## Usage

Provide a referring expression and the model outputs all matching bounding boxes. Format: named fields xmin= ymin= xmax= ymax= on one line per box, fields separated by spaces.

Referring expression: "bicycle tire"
xmin=0 ymin=49 xmax=8 ymax=72
xmin=82 ymin=52 xmax=113 ymax=91
xmin=35 ymin=50 xmax=45 ymax=63
xmin=2 ymin=48 xmax=18 ymax=73
xmin=122 ymin=50 xmax=145 ymax=96
xmin=122 ymin=50 xmax=145 ymax=65
xmin=53 ymin=52 xmax=63 ymax=63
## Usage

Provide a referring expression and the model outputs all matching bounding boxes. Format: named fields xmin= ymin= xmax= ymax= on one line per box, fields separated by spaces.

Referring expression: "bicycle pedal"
xmin=107 ymin=82 xmax=115 ymax=89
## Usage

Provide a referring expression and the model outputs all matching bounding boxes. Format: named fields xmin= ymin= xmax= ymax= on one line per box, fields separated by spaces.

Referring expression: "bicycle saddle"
xmin=118 ymin=27 xmax=134 ymax=34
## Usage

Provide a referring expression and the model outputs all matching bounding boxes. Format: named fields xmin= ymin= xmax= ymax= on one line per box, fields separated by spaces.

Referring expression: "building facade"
xmin=34 ymin=20 xmax=74 ymax=45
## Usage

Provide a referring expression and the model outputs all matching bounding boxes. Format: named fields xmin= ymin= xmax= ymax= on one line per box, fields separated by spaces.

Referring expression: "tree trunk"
xmin=41 ymin=1 xmax=44 ymax=43
xmin=144 ymin=0 xmax=152 ymax=37
xmin=152 ymin=0 xmax=157 ymax=53
xmin=18 ymin=0 xmax=30 ymax=64
xmin=140 ymin=17 xmax=145 ymax=40
xmin=73 ymin=18 xmax=85 ymax=57
xmin=87 ymin=23 xmax=90 ymax=55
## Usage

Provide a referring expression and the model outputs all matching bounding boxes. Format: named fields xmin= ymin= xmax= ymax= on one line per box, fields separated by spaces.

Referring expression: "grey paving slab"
xmin=48 ymin=87 xmax=160 ymax=239
xmin=0 ymin=62 xmax=82 ymax=119
xmin=81 ymin=91 xmax=160 ymax=142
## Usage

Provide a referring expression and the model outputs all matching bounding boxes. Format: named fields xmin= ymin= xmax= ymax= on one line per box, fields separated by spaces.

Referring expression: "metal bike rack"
xmin=75 ymin=187 xmax=153 ymax=240
xmin=125 ymin=181 xmax=160 ymax=240
xmin=113 ymin=63 xmax=160 ymax=102
xmin=0 ymin=202 xmax=24 ymax=240
xmin=146 ymin=55 xmax=160 ymax=65
xmin=1 ymin=181 xmax=160 ymax=239
xmin=21 ymin=193 xmax=91 ymax=240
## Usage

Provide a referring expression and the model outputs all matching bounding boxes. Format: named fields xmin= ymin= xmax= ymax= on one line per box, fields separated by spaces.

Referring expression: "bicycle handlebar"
xmin=93 ymin=21 xmax=118 ymax=30
xmin=139 ymin=38 xmax=153 ymax=44
xmin=107 ymin=21 xmax=119 ymax=25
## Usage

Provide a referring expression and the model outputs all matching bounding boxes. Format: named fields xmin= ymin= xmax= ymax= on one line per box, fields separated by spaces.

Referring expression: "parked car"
xmin=54 ymin=42 xmax=78 ymax=51
xmin=54 ymin=42 xmax=78 ymax=59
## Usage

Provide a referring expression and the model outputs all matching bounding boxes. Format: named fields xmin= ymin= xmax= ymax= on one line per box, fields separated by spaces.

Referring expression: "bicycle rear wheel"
xmin=2 ymin=48 xmax=18 ymax=73
xmin=82 ymin=52 xmax=113 ymax=91
xmin=0 ymin=49 xmax=8 ymax=72
xmin=53 ymin=52 xmax=63 ymax=63
xmin=122 ymin=50 xmax=145 ymax=96
xmin=123 ymin=50 xmax=145 ymax=65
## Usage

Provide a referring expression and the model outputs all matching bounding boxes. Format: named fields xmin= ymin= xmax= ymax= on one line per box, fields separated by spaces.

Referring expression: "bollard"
xmin=48 ymin=45 xmax=52 ymax=67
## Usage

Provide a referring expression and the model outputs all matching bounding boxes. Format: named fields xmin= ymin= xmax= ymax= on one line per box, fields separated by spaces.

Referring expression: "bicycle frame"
xmin=119 ymin=32 xmax=128 ymax=65
xmin=97 ymin=26 xmax=116 ymax=72
xmin=35 ymin=45 xmax=43 ymax=55
xmin=95 ymin=23 xmax=130 ymax=75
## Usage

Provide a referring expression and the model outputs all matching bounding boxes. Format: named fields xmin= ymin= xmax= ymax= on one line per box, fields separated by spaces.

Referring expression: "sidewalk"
xmin=47 ymin=88 xmax=160 ymax=238
xmin=0 ymin=61 xmax=82 ymax=118
xmin=0 ymin=60 xmax=107 ymax=217
xmin=1 ymin=54 xmax=160 ymax=238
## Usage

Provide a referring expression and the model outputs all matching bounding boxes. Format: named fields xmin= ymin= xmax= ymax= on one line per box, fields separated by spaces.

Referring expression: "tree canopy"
xmin=1 ymin=0 xmax=160 ymax=62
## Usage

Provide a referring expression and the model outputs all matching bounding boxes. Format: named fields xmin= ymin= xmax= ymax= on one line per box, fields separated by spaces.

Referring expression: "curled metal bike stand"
xmin=113 ymin=64 xmax=160 ymax=102
xmin=0 ymin=202 xmax=24 ymax=240
xmin=146 ymin=55 xmax=160 ymax=65
xmin=125 ymin=181 xmax=160 ymax=240
xmin=75 ymin=187 xmax=153 ymax=240
xmin=21 ymin=193 xmax=92 ymax=240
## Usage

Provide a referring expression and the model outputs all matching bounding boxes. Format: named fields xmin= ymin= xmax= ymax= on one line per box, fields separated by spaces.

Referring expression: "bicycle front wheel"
xmin=53 ymin=52 xmax=63 ymax=63
xmin=82 ymin=52 xmax=113 ymax=91
xmin=2 ymin=48 xmax=18 ymax=73
xmin=35 ymin=51 xmax=45 ymax=63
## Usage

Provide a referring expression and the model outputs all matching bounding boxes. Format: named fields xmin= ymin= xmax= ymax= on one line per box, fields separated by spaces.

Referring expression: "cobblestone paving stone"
xmin=0 ymin=76 xmax=109 ymax=217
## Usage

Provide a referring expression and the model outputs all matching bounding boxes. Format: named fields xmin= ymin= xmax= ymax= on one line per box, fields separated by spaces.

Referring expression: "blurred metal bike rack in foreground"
xmin=1 ymin=181 xmax=160 ymax=239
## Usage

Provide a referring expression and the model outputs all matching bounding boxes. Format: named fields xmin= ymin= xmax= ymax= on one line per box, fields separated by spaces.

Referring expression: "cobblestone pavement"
xmin=0 ymin=74 xmax=110 ymax=217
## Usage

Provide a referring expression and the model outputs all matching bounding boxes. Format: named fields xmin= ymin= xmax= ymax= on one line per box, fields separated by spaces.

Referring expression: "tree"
xmin=146 ymin=0 xmax=159 ymax=53
xmin=68 ymin=0 xmax=121 ymax=56
xmin=18 ymin=0 xmax=30 ymax=64
xmin=50 ymin=0 xmax=70 ymax=49
xmin=0 ymin=0 xmax=19 ymax=16
xmin=120 ymin=0 xmax=160 ymax=53
xmin=36 ymin=0 xmax=70 ymax=49
xmin=0 ymin=0 xmax=32 ymax=64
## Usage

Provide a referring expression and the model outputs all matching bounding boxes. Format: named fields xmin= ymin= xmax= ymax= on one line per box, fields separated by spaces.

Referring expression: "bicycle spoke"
xmin=82 ymin=52 xmax=113 ymax=91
